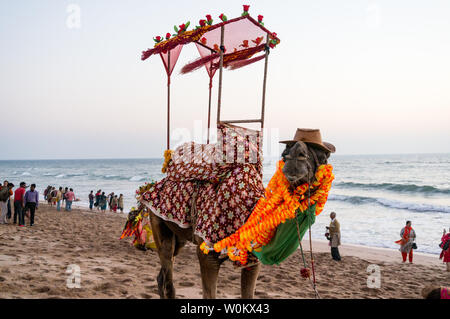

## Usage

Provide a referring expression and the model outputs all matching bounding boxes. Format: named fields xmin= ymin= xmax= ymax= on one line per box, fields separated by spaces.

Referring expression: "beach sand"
xmin=0 ymin=204 xmax=449 ymax=299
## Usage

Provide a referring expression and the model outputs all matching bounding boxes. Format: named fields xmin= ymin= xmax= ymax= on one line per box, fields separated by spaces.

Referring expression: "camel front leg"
xmin=241 ymin=262 xmax=261 ymax=299
xmin=196 ymin=246 xmax=222 ymax=299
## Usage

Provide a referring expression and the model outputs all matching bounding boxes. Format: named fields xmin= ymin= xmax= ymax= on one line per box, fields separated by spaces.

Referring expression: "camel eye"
xmin=285 ymin=155 xmax=292 ymax=160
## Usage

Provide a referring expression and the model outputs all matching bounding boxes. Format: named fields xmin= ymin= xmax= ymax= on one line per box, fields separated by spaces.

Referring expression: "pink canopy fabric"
xmin=159 ymin=45 xmax=183 ymax=78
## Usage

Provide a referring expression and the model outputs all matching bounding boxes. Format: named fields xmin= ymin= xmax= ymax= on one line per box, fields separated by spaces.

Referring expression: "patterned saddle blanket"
xmin=140 ymin=124 xmax=264 ymax=245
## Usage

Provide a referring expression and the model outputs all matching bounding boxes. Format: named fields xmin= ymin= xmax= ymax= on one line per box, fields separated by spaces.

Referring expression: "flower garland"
xmin=161 ymin=149 xmax=173 ymax=173
xmin=200 ymin=160 xmax=334 ymax=265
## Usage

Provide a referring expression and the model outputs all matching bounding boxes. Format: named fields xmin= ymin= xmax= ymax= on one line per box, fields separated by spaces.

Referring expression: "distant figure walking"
xmin=13 ymin=182 xmax=27 ymax=227
xmin=395 ymin=220 xmax=416 ymax=263
xmin=88 ymin=191 xmax=94 ymax=210
xmin=440 ymin=228 xmax=450 ymax=272
xmin=327 ymin=211 xmax=341 ymax=261
xmin=118 ymin=194 xmax=124 ymax=213
xmin=24 ymin=184 xmax=39 ymax=227
xmin=65 ymin=188 xmax=76 ymax=212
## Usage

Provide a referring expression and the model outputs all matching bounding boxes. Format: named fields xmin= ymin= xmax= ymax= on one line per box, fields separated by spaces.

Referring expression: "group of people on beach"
xmin=326 ymin=214 xmax=450 ymax=272
xmin=44 ymin=185 xmax=77 ymax=212
xmin=394 ymin=220 xmax=450 ymax=271
xmin=0 ymin=180 xmax=39 ymax=227
xmin=90 ymin=190 xmax=124 ymax=213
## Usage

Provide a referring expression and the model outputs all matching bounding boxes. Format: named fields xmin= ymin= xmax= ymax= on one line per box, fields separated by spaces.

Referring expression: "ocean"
xmin=1 ymin=153 xmax=449 ymax=255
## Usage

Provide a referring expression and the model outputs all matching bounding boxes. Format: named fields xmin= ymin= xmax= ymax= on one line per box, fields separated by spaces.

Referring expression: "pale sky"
xmin=1 ymin=0 xmax=449 ymax=160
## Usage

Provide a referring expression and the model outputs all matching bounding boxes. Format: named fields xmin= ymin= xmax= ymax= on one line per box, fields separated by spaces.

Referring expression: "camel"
xmin=149 ymin=141 xmax=332 ymax=299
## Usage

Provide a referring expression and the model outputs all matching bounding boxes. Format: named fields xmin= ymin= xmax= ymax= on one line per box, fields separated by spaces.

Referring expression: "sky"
xmin=0 ymin=0 xmax=449 ymax=160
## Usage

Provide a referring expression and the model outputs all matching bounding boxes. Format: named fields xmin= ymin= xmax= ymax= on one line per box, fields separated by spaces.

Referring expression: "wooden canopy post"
xmin=260 ymin=33 xmax=270 ymax=130
xmin=216 ymin=25 xmax=225 ymax=124
xmin=207 ymin=49 xmax=214 ymax=144
xmin=167 ymin=50 xmax=171 ymax=150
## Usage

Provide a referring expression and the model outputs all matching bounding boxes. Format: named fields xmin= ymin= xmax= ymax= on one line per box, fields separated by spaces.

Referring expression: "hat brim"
xmin=279 ymin=140 xmax=336 ymax=153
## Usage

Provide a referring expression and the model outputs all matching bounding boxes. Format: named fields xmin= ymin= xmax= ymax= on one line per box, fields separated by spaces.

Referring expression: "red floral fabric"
xmin=140 ymin=124 xmax=264 ymax=245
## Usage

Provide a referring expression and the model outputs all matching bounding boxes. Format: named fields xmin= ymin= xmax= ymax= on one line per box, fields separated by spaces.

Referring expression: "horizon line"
xmin=1 ymin=151 xmax=450 ymax=161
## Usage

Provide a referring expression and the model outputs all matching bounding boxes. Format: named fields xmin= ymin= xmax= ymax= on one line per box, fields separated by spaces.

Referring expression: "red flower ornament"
xmin=206 ymin=14 xmax=213 ymax=25
xmin=153 ymin=35 xmax=162 ymax=43
xmin=219 ymin=13 xmax=227 ymax=22
xmin=258 ymin=15 xmax=264 ymax=22
xmin=199 ymin=19 xmax=206 ymax=27
xmin=165 ymin=33 xmax=171 ymax=40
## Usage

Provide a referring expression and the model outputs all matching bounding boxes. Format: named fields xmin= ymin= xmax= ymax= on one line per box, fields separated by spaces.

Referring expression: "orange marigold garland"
xmin=201 ymin=160 xmax=334 ymax=265
xmin=161 ymin=149 xmax=173 ymax=173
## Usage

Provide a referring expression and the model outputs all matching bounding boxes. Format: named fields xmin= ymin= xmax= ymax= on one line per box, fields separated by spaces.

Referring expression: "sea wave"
xmin=129 ymin=176 xmax=146 ymax=182
xmin=335 ymin=181 xmax=450 ymax=195
xmin=328 ymin=194 xmax=450 ymax=214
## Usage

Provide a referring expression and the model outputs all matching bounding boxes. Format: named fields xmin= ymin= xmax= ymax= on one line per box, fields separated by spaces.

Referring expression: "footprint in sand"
xmin=34 ymin=286 xmax=51 ymax=293
xmin=179 ymin=281 xmax=195 ymax=287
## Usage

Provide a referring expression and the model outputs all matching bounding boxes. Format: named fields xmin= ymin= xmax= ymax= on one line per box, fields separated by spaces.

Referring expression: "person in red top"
xmin=13 ymin=182 xmax=27 ymax=226
xmin=440 ymin=228 xmax=450 ymax=272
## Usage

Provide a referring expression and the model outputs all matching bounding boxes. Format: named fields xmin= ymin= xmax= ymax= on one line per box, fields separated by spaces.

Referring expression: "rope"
xmin=307 ymin=167 xmax=320 ymax=299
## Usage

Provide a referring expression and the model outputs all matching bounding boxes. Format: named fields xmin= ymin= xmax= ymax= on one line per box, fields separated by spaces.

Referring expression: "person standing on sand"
xmin=24 ymin=184 xmax=39 ymax=226
xmin=56 ymin=187 xmax=63 ymax=211
xmin=88 ymin=191 xmax=94 ymax=210
xmin=440 ymin=228 xmax=450 ymax=272
xmin=326 ymin=212 xmax=341 ymax=261
xmin=118 ymin=194 xmax=124 ymax=213
xmin=107 ymin=192 xmax=115 ymax=211
xmin=111 ymin=195 xmax=118 ymax=212
xmin=13 ymin=182 xmax=27 ymax=226
xmin=0 ymin=181 xmax=14 ymax=224
xmin=65 ymin=188 xmax=76 ymax=212
xmin=62 ymin=187 xmax=68 ymax=205
xmin=99 ymin=192 xmax=107 ymax=211
xmin=395 ymin=220 xmax=416 ymax=263
xmin=95 ymin=190 xmax=101 ymax=210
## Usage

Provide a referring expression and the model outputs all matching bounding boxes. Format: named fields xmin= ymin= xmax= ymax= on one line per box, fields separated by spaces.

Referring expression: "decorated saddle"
xmin=139 ymin=123 xmax=265 ymax=245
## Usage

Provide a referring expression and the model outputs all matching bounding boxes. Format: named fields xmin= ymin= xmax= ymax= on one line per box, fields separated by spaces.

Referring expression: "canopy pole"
xmin=260 ymin=34 xmax=270 ymax=130
xmin=167 ymin=50 xmax=171 ymax=150
xmin=207 ymin=76 xmax=213 ymax=144
xmin=216 ymin=25 xmax=225 ymax=124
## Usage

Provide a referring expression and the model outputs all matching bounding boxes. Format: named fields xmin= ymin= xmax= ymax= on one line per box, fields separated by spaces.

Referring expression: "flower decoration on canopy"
xmin=252 ymin=36 xmax=263 ymax=45
xmin=242 ymin=5 xmax=250 ymax=16
xmin=153 ymin=35 xmax=163 ymax=43
xmin=268 ymin=32 xmax=280 ymax=49
xmin=196 ymin=19 xmax=207 ymax=29
xmin=165 ymin=33 xmax=171 ymax=40
xmin=173 ymin=21 xmax=190 ymax=36
xmin=200 ymin=37 xmax=207 ymax=45
xmin=219 ymin=13 xmax=227 ymax=22
xmin=206 ymin=14 xmax=213 ymax=25
xmin=257 ymin=15 xmax=264 ymax=26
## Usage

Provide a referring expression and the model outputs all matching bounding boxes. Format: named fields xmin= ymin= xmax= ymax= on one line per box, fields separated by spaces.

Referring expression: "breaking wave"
xmin=328 ymin=194 xmax=450 ymax=214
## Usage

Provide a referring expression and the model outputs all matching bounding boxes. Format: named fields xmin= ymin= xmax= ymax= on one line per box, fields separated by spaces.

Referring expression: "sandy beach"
xmin=0 ymin=203 xmax=448 ymax=299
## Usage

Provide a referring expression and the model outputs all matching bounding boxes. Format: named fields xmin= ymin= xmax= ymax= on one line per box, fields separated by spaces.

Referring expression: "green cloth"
xmin=252 ymin=204 xmax=316 ymax=265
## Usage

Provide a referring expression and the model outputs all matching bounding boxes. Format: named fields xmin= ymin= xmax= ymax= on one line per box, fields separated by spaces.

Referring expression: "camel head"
xmin=281 ymin=141 xmax=331 ymax=188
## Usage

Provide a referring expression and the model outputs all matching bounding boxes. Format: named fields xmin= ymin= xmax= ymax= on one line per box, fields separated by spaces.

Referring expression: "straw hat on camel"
xmin=280 ymin=128 xmax=336 ymax=153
